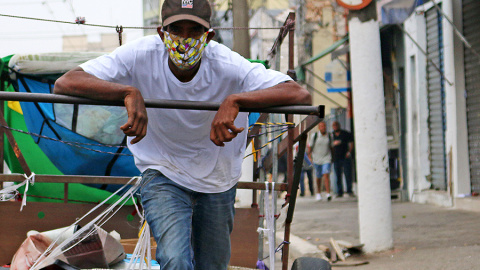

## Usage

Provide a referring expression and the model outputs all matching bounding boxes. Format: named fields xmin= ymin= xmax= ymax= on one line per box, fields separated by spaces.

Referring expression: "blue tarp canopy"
xmin=381 ymin=0 xmax=425 ymax=25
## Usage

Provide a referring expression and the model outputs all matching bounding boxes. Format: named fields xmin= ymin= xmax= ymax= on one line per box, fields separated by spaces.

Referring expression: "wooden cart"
xmin=0 ymin=12 xmax=328 ymax=270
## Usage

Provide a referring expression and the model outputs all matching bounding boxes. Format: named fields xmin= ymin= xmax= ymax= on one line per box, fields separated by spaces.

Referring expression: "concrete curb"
xmin=276 ymin=231 xmax=328 ymax=261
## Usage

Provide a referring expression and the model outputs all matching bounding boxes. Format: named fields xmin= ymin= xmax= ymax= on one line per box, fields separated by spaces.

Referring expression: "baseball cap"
xmin=162 ymin=0 xmax=212 ymax=29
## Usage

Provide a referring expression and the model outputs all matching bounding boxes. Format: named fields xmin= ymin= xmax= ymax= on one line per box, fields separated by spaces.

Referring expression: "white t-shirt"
xmin=80 ymin=35 xmax=291 ymax=193
xmin=309 ymin=132 xmax=332 ymax=165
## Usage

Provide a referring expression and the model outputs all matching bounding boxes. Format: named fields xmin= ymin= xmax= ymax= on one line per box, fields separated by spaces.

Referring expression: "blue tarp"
xmin=381 ymin=0 xmax=425 ymax=25
xmin=15 ymin=75 xmax=140 ymax=192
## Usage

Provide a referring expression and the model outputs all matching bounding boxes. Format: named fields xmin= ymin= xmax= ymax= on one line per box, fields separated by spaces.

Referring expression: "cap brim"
xmin=163 ymin=14 xmax=210 ymax=29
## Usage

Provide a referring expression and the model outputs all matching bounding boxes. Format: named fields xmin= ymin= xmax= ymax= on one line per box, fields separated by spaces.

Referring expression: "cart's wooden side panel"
xmin=230 ymin=207 xmax=260 ymax=268
xmin=0 ymin=201 xmax=141 ymax=265
xmin=0 ymin=203 xmax=260 ymax=268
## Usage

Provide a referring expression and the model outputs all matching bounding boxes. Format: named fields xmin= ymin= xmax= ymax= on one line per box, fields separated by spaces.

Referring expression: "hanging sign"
xmin=336 ymin=0 xmax=373 ymax=10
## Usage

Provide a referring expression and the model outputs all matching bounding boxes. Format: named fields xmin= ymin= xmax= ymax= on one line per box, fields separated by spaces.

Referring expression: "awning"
xmin=295 ymin=36 xmax=349 ymax=82
xmin=380 ymin=0 xmax=424 ymax=25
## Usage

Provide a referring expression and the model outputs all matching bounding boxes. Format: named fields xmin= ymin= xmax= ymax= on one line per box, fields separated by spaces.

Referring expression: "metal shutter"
xmin=426 ymin=6 xmax=447 ymax=190
xmin=463 ymin=0 xmax=480 ymax=193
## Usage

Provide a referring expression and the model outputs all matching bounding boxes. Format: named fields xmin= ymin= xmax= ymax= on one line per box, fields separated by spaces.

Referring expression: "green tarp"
xmin=1 ymin=55 xmax=132 ymax=204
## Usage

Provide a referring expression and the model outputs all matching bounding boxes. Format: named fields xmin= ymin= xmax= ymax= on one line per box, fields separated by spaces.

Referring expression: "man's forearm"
xmin=54 ymin=67 xmax=137 ymax=101
xmin=225 ymin=81 xmax=311 ymax=108
xmin=54 ymin=67 xmax=148 ymax=144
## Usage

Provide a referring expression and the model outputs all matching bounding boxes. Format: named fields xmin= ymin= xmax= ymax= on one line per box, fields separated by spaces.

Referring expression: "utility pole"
xmin=232 ymin=0 xmax=251 ymax=58
xmin=348 ymin=1 xmax=393 ymax=252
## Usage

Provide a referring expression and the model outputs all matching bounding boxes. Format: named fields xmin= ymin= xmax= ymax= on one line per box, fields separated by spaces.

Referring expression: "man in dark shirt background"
xmin=332 ymin=121 xmax=354 ymax=197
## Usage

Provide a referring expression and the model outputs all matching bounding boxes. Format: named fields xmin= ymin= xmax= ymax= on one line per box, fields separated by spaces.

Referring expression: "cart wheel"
xmin=291 ymin=257 xmax=331 ymax=270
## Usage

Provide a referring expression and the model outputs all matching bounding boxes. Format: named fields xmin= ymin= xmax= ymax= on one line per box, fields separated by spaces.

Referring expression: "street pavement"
xmin=273 ymin=194 xmax=480 ymax=270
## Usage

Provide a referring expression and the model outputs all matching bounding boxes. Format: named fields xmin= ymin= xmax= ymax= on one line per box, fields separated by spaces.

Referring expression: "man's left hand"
xmin=210 ymin=96 xmax=244 ymax=147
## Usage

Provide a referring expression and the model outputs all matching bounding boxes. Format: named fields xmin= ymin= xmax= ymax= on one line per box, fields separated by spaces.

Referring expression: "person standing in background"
xmin=309 ymin=121 xmax=332 ymax=201
xmin=331 ymin=121 xmax=354 ymax=198
xmin=299 ymin=151 xmax=315 ymax=197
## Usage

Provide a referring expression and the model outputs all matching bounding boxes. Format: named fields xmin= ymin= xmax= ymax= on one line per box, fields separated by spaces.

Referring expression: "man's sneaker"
xmin=326 ymin=193 xmax=332 ymax=201
xmin=315 ymin=193 xmax=322 ymax=201
xmin=347 ymin=192 xmax=356 ymax=198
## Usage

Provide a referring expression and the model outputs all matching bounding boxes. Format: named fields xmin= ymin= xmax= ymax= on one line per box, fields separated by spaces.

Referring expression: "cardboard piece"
xmin=11 ymin=234 xmax=57 ymax=270
xmin=62 ymin=228 xmax=108 ymax=269
xmin=61 ymin=225 xmax=126 ymax=268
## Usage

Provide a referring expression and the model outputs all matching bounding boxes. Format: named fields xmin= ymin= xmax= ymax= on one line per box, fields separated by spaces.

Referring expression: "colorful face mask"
xmin=163 ymin=30 xmax=210 ymax=70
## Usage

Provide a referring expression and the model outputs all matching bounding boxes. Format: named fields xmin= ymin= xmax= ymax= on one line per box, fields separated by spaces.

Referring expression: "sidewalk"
xmin=281 ymin=195 xmax=480 ymax=269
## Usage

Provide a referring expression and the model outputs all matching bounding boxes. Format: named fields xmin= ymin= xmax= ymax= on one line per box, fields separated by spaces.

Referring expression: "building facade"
xmin=400 ymin=0 xmax=479 ymax=210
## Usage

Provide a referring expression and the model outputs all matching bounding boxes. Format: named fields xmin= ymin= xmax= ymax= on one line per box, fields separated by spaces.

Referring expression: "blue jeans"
xmin=314 ymin=163 xmax=331 ymax=178
xmin=140 ymin=169 xmax=236 ymax=270
xmin=333 ymin=158 xmax=352 ymax=196
xmin=299 ymin=167 xmax=314 ymax=196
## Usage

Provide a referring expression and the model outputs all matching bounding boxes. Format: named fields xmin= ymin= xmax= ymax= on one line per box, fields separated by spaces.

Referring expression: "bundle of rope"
xmin=27 ymin=176 xmax=144 ymax=270
xmin=256 ymin=182 xmax=277 ymax=270
xmin=0 ymin=172 xmax=35 ymax=211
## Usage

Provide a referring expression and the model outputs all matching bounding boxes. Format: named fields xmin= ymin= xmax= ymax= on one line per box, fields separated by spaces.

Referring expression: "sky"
xmin=0 ymin=0 xmax=144 ymax=57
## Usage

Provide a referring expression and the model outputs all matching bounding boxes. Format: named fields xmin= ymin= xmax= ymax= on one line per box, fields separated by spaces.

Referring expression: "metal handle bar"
xmin=0 ymin=92 xmax=324 ymax=116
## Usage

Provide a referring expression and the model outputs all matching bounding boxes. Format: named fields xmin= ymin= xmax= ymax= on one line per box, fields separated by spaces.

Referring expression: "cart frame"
xmin=0 ymin=12 xmax=324 ymax=270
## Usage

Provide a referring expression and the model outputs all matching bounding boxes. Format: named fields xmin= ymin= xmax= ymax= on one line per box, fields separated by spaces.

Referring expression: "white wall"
xmin=404 ymin=12 xmax=432 ymax=199
xmin=442 ymin=0 xmax=471 ymax=197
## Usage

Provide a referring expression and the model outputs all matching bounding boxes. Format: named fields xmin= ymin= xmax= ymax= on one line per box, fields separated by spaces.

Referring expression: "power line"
xmin=0 ymin=0 xmax=64 ymax=6
xmin=64 ymin=0 xmax=86 ymax=35
xmin=0 ymin=29 xmax=121 ymax=36
xmin=0 ymin=13 xmax=285 ymax=30
xmin=0 ymin=13 xmax=132 ymax=29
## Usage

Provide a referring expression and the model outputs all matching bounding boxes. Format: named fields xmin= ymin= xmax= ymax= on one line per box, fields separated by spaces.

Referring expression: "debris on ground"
xmin=10 ymin=225 xmax=125 ymax=270
xmin=324 ymin=238 xmax=369 ymax=267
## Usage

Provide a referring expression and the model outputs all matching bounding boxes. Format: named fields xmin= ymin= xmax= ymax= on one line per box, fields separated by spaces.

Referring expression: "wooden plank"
xmin=230 ymin=208 xmax=260 ymax=268
xmin=329 ymin=242 xmax=337 ymax=262
xmin=330 ymin=238 xmax=345 ymax=262
xmin=0 ymin=175 xmax=287 ymax=191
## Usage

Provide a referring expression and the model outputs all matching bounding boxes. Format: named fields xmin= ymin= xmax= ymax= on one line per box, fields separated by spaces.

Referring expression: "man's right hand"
xmin=120 ymin=88 xmax=148 ymax=144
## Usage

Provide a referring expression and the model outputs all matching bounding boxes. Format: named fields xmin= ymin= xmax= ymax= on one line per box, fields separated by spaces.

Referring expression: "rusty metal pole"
xmin=0 ymin=111 xmax=31 ymax=176
xmin=0 ymin=92 xmax=322 ymax=115
xmin=283 ymin=135 xmax=306 ymax=270
xmin=282 ymin=12 xmax=296 ymax=270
